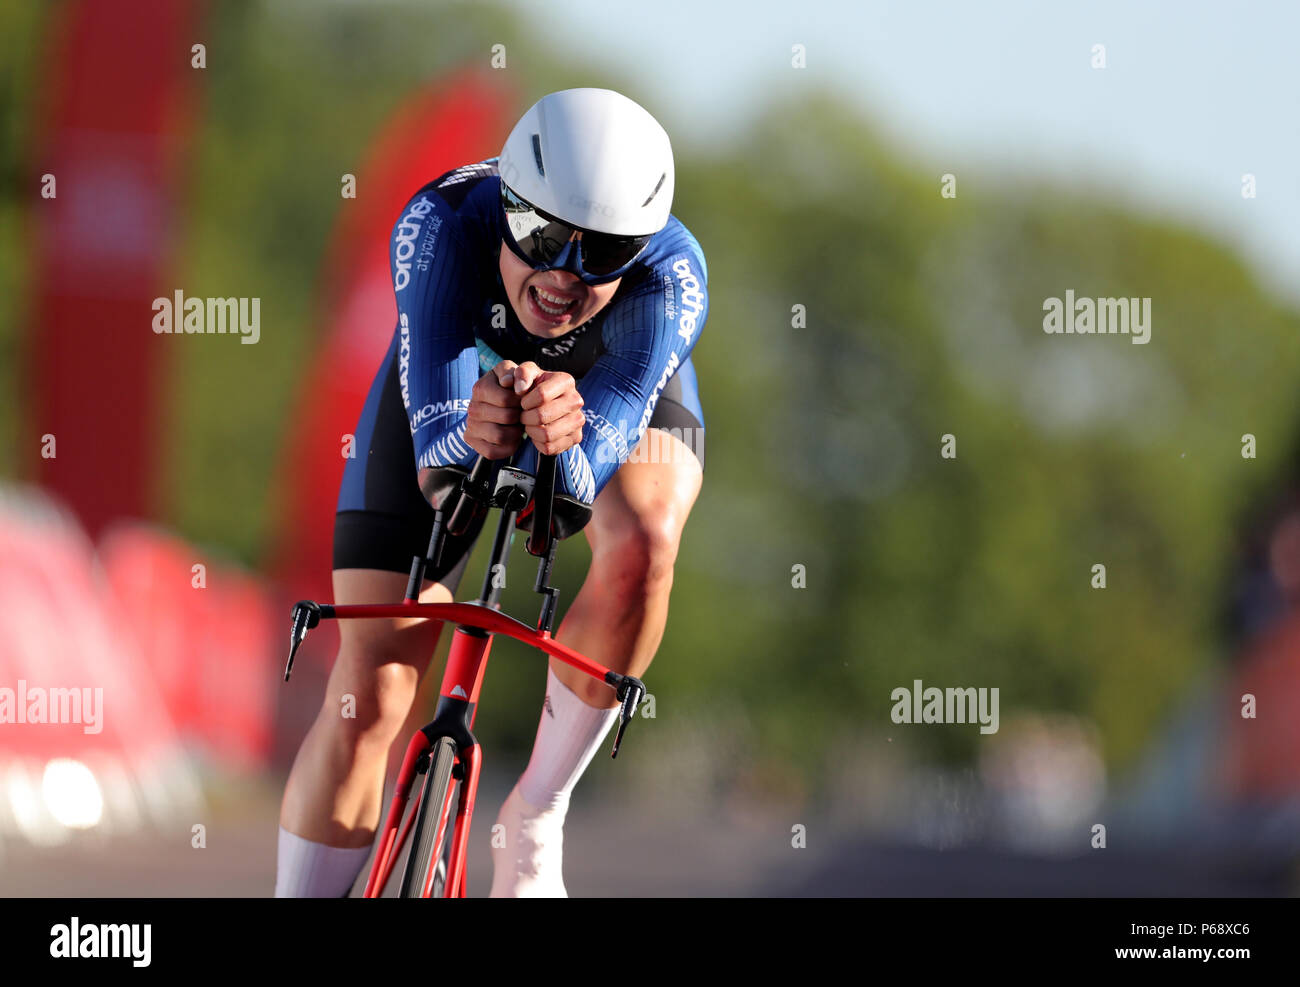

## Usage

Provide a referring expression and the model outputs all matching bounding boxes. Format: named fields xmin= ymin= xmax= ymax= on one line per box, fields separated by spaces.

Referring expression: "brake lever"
xmin=284 ymin=600 xmax=322 ymax=681
xmin=609 ymin=675 xmax=646 ymax=758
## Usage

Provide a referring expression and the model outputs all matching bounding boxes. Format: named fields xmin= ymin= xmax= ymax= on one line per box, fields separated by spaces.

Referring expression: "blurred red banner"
xmin=27 ymin=0 xmax=201 ymax=537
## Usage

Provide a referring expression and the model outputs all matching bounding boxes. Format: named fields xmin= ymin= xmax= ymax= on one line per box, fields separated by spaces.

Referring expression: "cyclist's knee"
xmin=594 ymin=511 xmax=679 ymax=596
xmin=323 ymin=643 xmax=422 ymax=748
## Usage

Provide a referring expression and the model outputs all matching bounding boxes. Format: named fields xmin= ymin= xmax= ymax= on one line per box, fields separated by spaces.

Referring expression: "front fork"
xmin=363 ymin=730 xmax=484 ymax=899
xmin=363 ymin=730 xmax=432 ymax=898
xmin=363 ymin=626 xmax=493 ymax=898
xmin=444 ymin=743 xmax=481 ymax=898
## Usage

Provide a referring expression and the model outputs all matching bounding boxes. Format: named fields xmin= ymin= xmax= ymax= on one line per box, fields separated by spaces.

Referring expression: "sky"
xmin=505 ymin=0 xmax=1299 ymax=302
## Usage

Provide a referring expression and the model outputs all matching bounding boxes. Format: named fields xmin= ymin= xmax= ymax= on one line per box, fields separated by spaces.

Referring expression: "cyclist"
xmin=276 ymin=88 xmax=708 ymax=897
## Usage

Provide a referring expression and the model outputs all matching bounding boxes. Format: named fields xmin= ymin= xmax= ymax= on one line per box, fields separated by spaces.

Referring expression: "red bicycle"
xmin=282 ymin=452 xmax=645 ymax=898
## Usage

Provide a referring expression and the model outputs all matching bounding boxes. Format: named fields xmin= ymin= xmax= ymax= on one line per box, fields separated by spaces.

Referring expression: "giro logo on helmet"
xmin=567 ymin=193 xmax=617 ymax=219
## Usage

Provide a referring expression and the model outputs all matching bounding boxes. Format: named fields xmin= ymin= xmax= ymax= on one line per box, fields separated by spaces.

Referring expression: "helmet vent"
xmin=531 ymin=134 xmax=546 ymax=177
xmin=641 ymin=172 xmax=666 ymax=208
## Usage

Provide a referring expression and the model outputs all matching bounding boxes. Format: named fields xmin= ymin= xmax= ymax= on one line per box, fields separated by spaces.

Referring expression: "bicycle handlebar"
xmin=283 ymin=447 xmax=641 ymax=755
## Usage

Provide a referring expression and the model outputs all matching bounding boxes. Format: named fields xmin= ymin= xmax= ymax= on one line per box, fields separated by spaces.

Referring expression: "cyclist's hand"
xmin=510 ymin=362 xmax=585 ymax=457
xmin=465 ymin=361 xmax=525 ymax=459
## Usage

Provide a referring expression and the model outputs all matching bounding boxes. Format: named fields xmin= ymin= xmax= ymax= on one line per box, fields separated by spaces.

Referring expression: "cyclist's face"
xmin=498 ymin=241 xmax=620 ymax=338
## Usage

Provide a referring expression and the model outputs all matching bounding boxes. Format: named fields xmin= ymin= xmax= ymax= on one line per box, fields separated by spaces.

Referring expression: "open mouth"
xmin=528 ymin=284 xmax=581 ymax=320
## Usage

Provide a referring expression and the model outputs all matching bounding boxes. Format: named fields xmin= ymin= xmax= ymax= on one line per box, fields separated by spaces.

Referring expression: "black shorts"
xmin=333 ymin=332 xmax=705 ymax=589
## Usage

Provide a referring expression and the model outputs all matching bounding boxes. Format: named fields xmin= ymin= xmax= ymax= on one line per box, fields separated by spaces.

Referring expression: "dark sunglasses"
xmin=499 ymin=182 xmax=652 ymax=284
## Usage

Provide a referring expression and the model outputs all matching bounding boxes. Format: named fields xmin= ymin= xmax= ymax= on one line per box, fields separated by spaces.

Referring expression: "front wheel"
xmin=399 ymin=736 xmax=459 ymax=897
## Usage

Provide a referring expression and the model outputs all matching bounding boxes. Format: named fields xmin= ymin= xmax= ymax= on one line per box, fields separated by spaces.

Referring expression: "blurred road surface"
xmin=1 ymin=776 xmax=1293 ymax=897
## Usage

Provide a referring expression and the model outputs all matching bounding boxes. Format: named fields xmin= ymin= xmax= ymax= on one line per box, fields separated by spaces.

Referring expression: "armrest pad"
xmin=516 ymin=493 xmax=593 ymax=540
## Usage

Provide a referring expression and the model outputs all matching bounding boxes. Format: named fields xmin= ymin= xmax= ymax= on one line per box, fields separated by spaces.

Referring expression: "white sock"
xmin=490 ymin=785 xmax=568 ymax=897
xmin=274 ymin=827 xmax=372 ymax=898
xmin=517 ymin=666 xmax=619 ymax=814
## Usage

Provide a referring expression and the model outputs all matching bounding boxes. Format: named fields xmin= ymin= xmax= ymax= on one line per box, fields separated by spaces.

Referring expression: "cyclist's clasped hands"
xmin=465 ymin=360 xmax=585 ymax=460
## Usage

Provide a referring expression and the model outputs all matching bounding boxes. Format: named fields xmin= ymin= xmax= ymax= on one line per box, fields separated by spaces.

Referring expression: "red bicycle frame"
xmin=283 ymin=453 xmax=645 ymax=898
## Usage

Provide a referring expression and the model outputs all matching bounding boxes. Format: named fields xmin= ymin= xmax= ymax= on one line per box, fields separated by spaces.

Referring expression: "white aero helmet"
xmin=498 ymin=88 xmax=674 ymax=238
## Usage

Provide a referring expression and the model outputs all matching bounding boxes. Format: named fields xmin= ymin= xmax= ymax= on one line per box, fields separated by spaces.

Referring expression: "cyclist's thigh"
xmin=587 ymin=367 xmax=704 ymax=546
xmin=330 ymin=569 xmax=453 ymax=676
